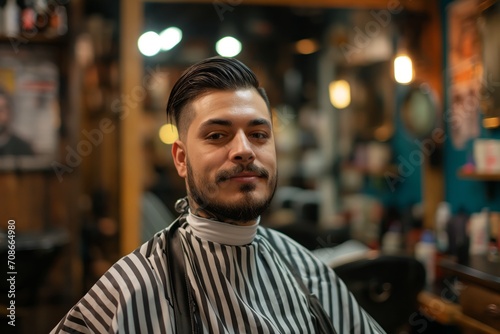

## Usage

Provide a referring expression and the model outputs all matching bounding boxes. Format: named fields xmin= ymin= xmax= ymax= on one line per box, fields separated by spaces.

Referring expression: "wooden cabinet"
xmin=461 ymin=284 xmax=500 ymax=331
xmin=0 ymin=40 xmax=77 ymax=232
xmin=418 ymin=256 xmax=500 ymax=334
xmin=418 ymin=291 xmax=500 ymax=334
xmin=0 ymin=5 xmax=83 ymax=230
xmin=0 ymin=1 xmax=85 ymax=332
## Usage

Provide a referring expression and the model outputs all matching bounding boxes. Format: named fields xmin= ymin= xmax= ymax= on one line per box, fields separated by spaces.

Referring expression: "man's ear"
xmin=172 ymin=140 xmax=187 ymax=178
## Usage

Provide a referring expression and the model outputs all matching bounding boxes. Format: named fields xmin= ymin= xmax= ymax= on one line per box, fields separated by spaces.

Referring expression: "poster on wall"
xmin=0 ymin=48 xmax=59 ymax=170
xmin=447 ymin=0 xmax=485 ymax=149
xmin=478 ymin=1 xmax=500 ymax=127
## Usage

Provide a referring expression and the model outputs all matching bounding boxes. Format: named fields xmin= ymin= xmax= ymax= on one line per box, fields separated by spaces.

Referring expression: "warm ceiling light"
xmin=138 ymin=31 xmax=161 ymax=57
xmin=215 ymin=36 xmax=242 ymax=57
xmin=329 ymin=80 xmax=351 ymax=109
xmin=295 ymin=39 xmax=319 ymax=55
xmin=394 ymin=55 xmax=413 ymax=84
xmin=159 ymin=123 xmax=178 ymax=144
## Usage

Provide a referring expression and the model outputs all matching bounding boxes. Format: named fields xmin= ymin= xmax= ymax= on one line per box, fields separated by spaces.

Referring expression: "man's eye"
xmin=207 ymin=133 xmax=224 ymax=140
xmin=251 ymin=132 xmax=269 ymax=139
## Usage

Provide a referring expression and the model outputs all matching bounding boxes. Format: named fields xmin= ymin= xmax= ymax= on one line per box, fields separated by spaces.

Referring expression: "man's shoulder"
xmin=103 ymin=225 xmax=173 ymax=286
xmin=256 ymin=225 xmax=336 ymax=283
xmin=256 ymin=225 xmax=291 ymax=241
xmin=84 ymin=226 xmax=173 ymax=307
xmin=257 ymin=225 xmax=313 ymax=256
xmin=50 ymin=227 xmax=175 ymax=334
xmin=135 ymin=225 xmax=170 ymax=258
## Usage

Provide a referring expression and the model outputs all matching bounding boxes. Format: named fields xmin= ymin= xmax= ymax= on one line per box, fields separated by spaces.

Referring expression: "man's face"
xmin=172 ymin=88 xmax=277 ymax=223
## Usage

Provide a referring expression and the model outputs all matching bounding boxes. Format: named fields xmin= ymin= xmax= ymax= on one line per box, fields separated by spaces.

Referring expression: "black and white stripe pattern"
xmin=51 ymin=222 xmax=385 ymax=333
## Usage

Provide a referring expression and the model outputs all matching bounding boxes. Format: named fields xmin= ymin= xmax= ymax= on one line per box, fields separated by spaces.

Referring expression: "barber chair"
xmin=330 ymin=251 xmax=426 ymax=333
xmin=0 ymin=229 xmax=69 ymax=333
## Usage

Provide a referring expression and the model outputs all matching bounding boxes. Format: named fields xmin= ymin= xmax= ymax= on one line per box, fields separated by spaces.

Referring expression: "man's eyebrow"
xmin=199 ymin=119 xmax=232 ymax=130
xmin=248 ymin=118 xmax=272 ymax=128
xmin=198 ymin=118 xmax=272 ymax=130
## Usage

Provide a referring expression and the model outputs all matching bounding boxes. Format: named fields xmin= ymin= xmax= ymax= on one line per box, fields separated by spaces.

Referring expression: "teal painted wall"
xmin=330 ymin=3 xmax=500 ymax=215
xmin=365 ymin=83 xmax=423 ymax=210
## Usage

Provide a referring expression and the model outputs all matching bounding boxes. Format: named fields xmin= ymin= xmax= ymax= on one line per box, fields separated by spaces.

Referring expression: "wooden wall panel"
xmin=418 ymin=1 xmax=445 ymax=230
xmin=0 ymin=173 xmax=46 ymax=231
xmin=120 ymin=0 xmax=143 ymax=255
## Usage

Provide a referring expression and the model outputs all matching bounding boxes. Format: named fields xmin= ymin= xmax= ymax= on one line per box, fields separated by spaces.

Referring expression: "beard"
xmin=186 ymin=160 xmax=277 ymax=222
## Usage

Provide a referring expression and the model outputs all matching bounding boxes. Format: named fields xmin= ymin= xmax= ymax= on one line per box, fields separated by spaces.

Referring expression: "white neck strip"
xmin=186 ymin=212 xmax=259 ymax=246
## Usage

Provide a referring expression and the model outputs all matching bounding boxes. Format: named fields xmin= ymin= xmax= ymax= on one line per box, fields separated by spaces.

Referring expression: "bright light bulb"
xmin=329 ymin=80 xmax=351 ymax=109
xmin=159 ymin=123 xmax=178 ymax=144
xmin=394 ymin=55 xmax=413 ymax=84
xmin=138 ymin=31 xmax=161 ymax=57
xmin=160 ymin=27 xmax=182 ymax=51
xmin=215 ymin=36 xmax=242 ymax=57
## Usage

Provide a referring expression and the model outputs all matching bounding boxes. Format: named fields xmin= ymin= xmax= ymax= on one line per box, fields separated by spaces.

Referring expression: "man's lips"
xmin=231 ymin=172 xmax=259 ymax=178
xmin=229 ymin=173 xmax=260 ymax=182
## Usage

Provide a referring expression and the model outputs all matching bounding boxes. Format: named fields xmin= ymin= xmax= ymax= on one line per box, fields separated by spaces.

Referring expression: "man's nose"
xmin=230 ymin=131 xmax=255 ymax=164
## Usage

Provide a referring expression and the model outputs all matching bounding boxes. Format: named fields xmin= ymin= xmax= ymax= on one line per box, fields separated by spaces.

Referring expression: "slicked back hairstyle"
xmin=165 ymin=56 xmax=270 ymax=135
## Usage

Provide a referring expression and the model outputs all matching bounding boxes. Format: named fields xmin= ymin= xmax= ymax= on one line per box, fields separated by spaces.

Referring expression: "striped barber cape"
xmin=51 ymin=214 xmax=386 ymax=333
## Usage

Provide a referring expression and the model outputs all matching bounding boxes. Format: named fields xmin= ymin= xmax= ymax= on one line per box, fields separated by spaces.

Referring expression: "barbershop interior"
xmin=1 ymin=0 xmax=500 ymax=333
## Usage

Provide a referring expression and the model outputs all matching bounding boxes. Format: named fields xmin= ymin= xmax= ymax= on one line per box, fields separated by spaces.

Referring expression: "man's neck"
xmin=190 ymin=206 xmax=258 ymax=227
xmin=186 ymin=212 xmax=259 ymax=246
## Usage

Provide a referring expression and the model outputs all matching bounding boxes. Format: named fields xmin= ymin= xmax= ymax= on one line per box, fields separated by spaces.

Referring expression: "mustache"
xmin=216 ymin=164 xmax=270 ymax=183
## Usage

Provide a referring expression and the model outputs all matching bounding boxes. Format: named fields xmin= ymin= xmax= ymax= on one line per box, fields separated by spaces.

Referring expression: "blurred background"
xmin=1 ymin=0 xmax=500 ymax=333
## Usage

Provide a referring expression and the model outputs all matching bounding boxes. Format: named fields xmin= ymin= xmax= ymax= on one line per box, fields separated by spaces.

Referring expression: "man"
xmin=52 ymin=57 xmax=385 ymax=333
xmin=0 ymin=87 xmax=34 ymax=156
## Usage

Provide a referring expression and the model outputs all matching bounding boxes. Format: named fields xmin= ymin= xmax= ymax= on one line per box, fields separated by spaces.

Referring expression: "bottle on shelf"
xmin=469 ymin=208 xmax=489 ymax=256
xmin=4 ymin=0 xmax=21 ymax=37
xmin=435 ymin=201 xmax=450 ymax=253
xmin=21 ymin=0 xmax=37 ymax=35
xmin=46 ymin=2 xmax=67 ymax=37
xmin=381 ymin=223 xmax=402 ymax=254
xmin=34 ymin=0 xmax=48 ymax=33
xmin=415 ymin=230 xmax=436 ymax=288
xmin=0 ymin=5 xmax=4 ymax=36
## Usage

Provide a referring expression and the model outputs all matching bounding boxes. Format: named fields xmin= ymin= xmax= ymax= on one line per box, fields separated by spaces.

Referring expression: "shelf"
xmin=342 ymin=164 xmax=399 ymax=177
xmin=440 ymin=255 xmax=500 ymax=293
xmin=457 ymin=170 xmax=500 ymax=181
xmin=457 ymin=169 xmax=500 ymax=199
xmin=0 ymin=34 xmax=68 ymax=46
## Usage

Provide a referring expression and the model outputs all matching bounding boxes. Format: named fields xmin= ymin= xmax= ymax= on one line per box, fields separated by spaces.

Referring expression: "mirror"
xmin=401 ymin=83 xmax=439 ymax=139
xmin=339 ymin=61 xmax=395 ymax=142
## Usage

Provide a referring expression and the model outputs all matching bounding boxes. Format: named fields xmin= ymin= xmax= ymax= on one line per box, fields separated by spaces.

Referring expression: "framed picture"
xmin=0 ymin=46 xmax=59 ymax=170
xmin=447 ymin=0 xmax=485 ymax=149
xmin=478 ymin=0 xmax=500 ymax=128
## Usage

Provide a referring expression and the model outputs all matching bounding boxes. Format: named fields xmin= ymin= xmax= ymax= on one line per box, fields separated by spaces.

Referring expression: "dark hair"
xmin=165 ymin=56 xmax=270 ymax=131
